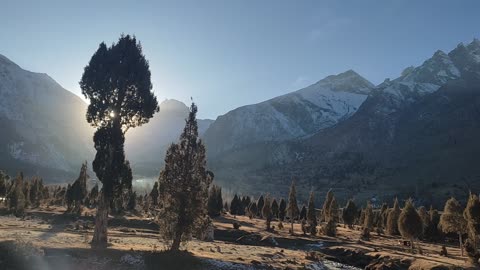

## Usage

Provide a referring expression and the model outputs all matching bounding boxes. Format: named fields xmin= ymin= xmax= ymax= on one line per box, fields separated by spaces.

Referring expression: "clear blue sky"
xmin=2 ymin=0 xmax=480 ymax=119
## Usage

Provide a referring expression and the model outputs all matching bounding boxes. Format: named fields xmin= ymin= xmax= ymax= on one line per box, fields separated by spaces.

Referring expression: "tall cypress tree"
xmin=287 ymin=180 xmax=299 ymax=235
xmin=80 ymin=35 xmax=158 ymax=248
xmin=157 ymin=103 xmax=213 ymax=251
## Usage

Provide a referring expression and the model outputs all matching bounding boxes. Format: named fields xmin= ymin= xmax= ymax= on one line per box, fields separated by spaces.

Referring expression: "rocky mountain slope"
xmin=208 ymin=39 xmax=480 ymax=206
xmin=0 ymin=54 xmax=94 ymax=180
xmin=203 ymin=70 xmax=374 ymax=156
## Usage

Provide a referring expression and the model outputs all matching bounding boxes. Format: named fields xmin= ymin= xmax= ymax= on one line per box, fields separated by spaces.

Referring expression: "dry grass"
xmin=0 ymin=206 xmax=475 ymax=269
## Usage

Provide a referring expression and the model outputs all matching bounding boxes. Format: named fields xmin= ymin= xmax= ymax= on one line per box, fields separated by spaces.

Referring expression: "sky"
xmin=1 ymin=0 xmax=480 ymax=119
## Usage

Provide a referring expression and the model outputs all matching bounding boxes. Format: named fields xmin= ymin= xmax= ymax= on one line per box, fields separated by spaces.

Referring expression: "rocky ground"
xmin=0 ymin=206 xmax=475 ymax=270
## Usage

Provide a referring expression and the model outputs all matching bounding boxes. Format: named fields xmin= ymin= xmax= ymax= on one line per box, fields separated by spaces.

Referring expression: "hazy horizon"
xmin=2 ymin=0 xmax=480 ymax=119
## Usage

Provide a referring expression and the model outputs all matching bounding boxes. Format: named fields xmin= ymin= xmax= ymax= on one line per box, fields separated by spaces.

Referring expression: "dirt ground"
xmin=0 ymin=206 xmax=475 ymax=270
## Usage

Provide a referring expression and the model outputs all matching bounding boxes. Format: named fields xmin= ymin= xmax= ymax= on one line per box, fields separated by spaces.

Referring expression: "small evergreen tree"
xmin=126 ymin=189 xmax=137 ymax=211
xmin=358 ymin=207 xmax=365 ymax=226
xmin=287 ymin=181 xmax=299 ymax=235
xmin=157 ymin=103 xmax=213 ymax=251
xmin=322 ymin=190 xmax=333 ymax=222
xmin=306 ymin=191 xmax=317 ymax=235
xmin=398 ymin=199 xmax=423 ymax=253
xmin=23 ymin=181 xmax=31 ymax=207
xmin=361 ymin=202 xmax=373 ymax=240
xmin=230 ymin=194 xmax=241 ymax=215
xmin=342 ymin=199 xmax=357 ymax=229
xmin=417 ymin=206 xmax=430 ymax=239
xmin=150 ymin=182 xmax=160 ymax=207
xmin=257 ymin=195 xmax=265 ymax=218
xmin=241 ymin=196 xmax=250 ymax=215
xmin=208 ymin=185 xmax=223 ymax=217
xmin=0 ymin=171 xmax=9 ymax=200
xmin=299 ymin=205 xmax=307 ymax=220
xmin=88 ymin=184 xmax=99 ymax=208
xmin=386 ymin=198 xmax=401 ymax=236
xmin=65 ymin=162 xmax=89 ymax=215
xmin=426 ymin=205 xmax=441 ymax=241
xmin=271 ymin=199 xmax=279 ymax=219
xmin=262 ymin=195 xmax=273 ymax=231
xmin=279 ymin=198 xmax=287 ymax=221
xmin=464 ymin=193 xmax=480 ymax=250
xmin=7 ymin=173 xmax=26 ymax=216
xmin=329 ymin=197 xmax=339 ymax=223
xmin=29 ymin=178 xmax=42 ymax=208
xmin=440 ymin=197 xmax=467 ymax=256
xmin=248 ymin=201 xmax=258 ymax=219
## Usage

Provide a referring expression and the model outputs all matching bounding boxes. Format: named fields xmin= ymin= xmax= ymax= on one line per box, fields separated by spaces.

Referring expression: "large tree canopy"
xmin=80 ymin=34 xmax=159 ymax=132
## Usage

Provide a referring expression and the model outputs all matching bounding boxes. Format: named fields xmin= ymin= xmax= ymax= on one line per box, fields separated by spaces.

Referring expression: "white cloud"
xmin=307 ymin=11 xmax=351 ymax=41
xmin=290 ymin=75 xmax=312 ymax=90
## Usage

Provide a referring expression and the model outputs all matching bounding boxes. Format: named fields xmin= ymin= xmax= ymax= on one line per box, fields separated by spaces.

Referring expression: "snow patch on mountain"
xmin=203 ymin=70 xmax=374 ymax=155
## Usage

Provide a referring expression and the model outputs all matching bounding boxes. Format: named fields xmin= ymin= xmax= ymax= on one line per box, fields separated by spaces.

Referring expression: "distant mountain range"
xmin=205 ymin=39 xmax=480 ymax=206
xmin=2 ymin=39 xmax=480 ymax=205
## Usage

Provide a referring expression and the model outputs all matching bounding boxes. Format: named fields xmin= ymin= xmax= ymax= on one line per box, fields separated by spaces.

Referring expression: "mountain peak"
xmin=433 ymin=50 xmax=448 ymax=58
xmin=469 ymin=38 xmax=480 ymax=48
xmin=316 ymin=69 xmax=374 ymax=94
xmin=159 ymin=99 xmax=189 ymax=113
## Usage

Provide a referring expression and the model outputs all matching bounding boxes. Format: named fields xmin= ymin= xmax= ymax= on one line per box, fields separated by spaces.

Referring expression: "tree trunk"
xmin=410 ymin=238 xmax=415 ymax=254
xmin=91 ymin=192 xmax=109 ymax=249
xmin=170 ymin=232 xmax=182 ymax=251
xmin=290 ymin=220 xmax=294 ymax=235
xmin=459 ymin=233 xmax=464 ymax=257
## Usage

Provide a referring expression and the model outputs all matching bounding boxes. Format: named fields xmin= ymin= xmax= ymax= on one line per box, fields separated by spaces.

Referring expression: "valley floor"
xmin=0 ymin=206 xmax=474 ymax=270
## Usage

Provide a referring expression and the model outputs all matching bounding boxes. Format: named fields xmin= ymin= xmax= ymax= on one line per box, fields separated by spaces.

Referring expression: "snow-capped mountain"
xmin=0 ymin=54 xmax=94 ymax=179
xmin=206 ymin=39 xmax=480 ymax=205
xmin=203 ymin=70 xmax=374 ymax=156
